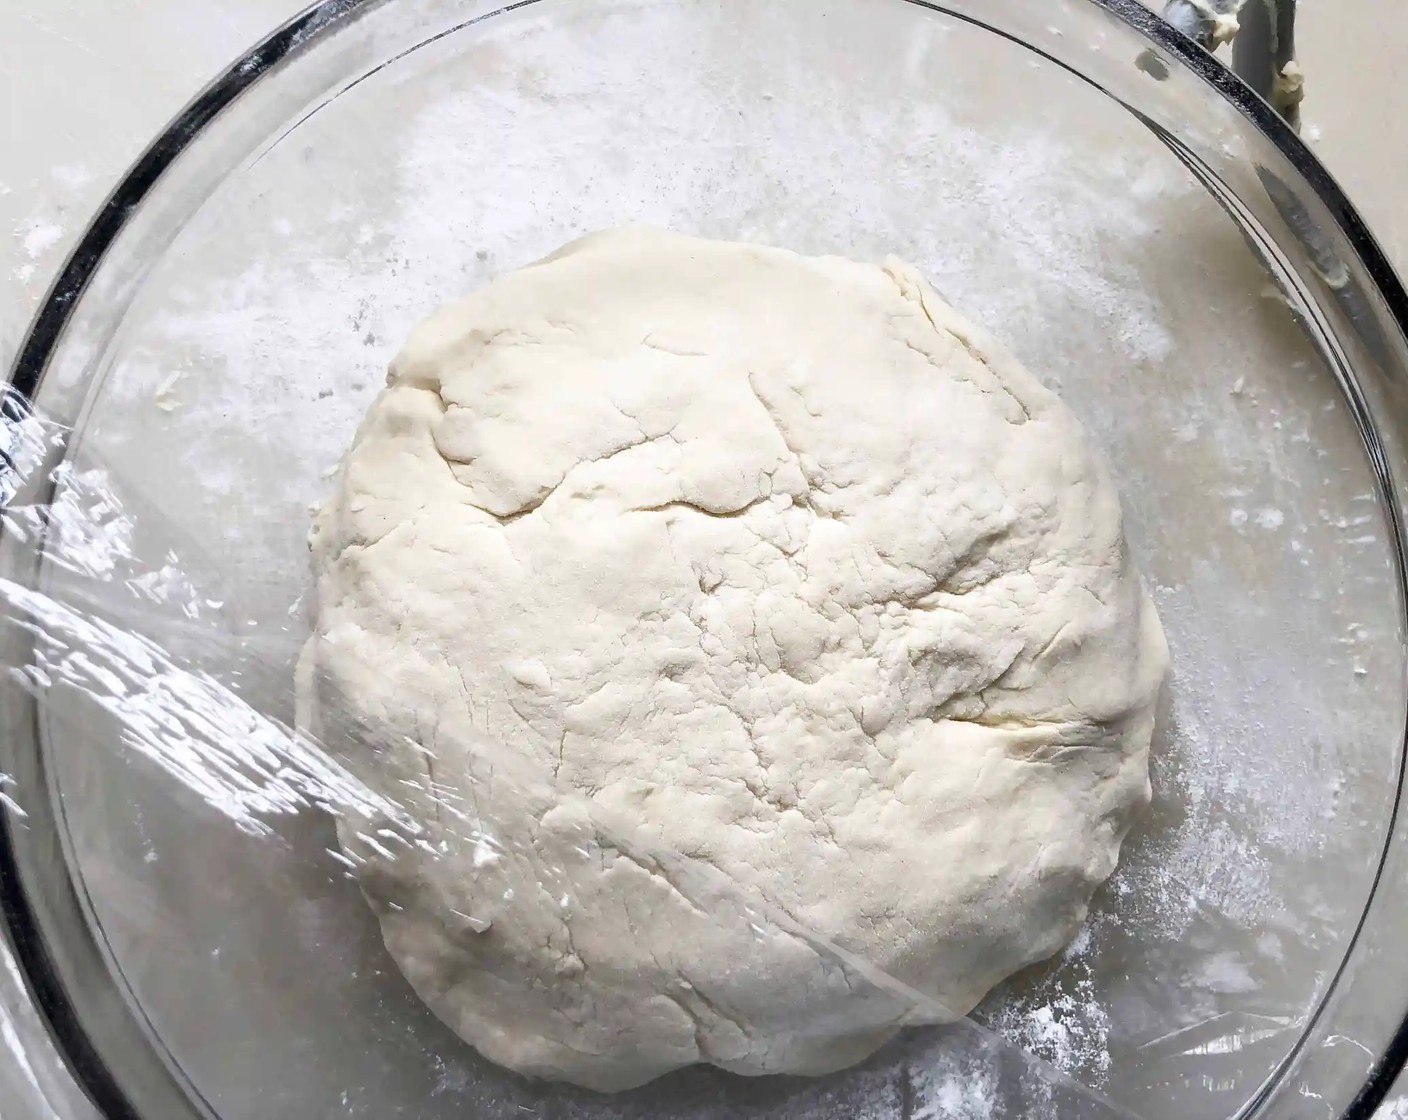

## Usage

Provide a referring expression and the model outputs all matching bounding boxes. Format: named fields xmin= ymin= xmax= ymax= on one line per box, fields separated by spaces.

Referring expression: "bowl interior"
xmin=8 ymin=1 xmax=1407 ymax=1118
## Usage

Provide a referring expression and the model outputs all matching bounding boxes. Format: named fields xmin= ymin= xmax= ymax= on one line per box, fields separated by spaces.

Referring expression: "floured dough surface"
xmin=300 ymin=227 xmax=1168 ymax=1091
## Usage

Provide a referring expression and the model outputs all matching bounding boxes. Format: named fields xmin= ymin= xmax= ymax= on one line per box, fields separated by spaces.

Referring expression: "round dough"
xmin=300 ymin=227 xmax=1168 ymax=1091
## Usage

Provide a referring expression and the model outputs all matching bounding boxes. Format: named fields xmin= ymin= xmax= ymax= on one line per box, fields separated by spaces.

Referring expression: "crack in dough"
xmin=300 ymin=227 xmax=1168 ymax=1091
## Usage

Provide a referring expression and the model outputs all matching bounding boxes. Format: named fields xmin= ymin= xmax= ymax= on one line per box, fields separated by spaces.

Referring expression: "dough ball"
xmin=300 ymin=227 xmax=1168 ymax=1091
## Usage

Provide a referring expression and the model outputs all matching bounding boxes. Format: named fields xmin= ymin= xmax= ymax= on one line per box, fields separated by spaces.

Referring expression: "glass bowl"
xmin=4 ymin=1 xmax=1408 ymax=1118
